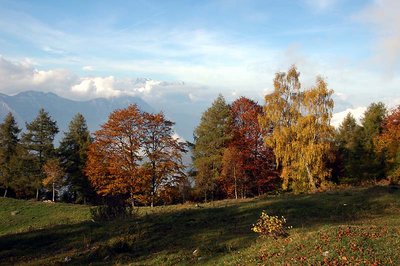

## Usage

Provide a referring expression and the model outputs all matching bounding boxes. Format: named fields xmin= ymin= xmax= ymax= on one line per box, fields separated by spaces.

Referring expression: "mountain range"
xmin=0 ymin=88 xmax=355 ymax=146
xmin=0 ymin=91 xmax=156 ymax=143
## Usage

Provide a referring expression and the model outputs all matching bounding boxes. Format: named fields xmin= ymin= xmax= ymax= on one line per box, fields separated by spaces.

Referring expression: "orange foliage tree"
xmin=220 ymin=146 xmax=244 ymax=199
xmin=86 ymin=105 xmax=143 ymax=203
xmin=86 ymin=105 xmax=187 ymax=206
xmin=374 ymin=105 xmax=400 ymax=181
xmin=141 ymin=112 xmax=187 ymax=207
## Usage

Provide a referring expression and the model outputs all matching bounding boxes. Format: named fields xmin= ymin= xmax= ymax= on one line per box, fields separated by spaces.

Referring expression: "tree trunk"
xmin=130 ymin=191 xmax=135 ymax=207
xmin=36 ymin=188 xmax=39 ymax=201
xmin=204 ymin=190 xmax=207 ymax=203
xmin=3 ymin=187 xmax=8 ymax=198
xmin=181 ymin=188 xmax=185 ymax=203
xmin=52 ymin=182 xmax=55 ymax=202
xmin=151 ymin=162 xmax=156 ymax=208
xmin=306 ymin=165 xmax=317 ymax=192
xmin=234 ymin=166 xmax=238 ymax=200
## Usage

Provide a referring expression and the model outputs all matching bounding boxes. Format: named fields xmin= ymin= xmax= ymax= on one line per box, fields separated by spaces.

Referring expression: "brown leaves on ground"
xmin=256 ymin=225 xmax=397 ymax=265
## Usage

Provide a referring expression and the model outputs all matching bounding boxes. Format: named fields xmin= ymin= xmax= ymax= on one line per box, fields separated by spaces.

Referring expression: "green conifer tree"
xmin=0 ymin=113 xmax=21 ymax=197
xmin=22 ymin=108 xmax=59 ymax=200
xmin=58 ymin=113 xmax=93 ymax=203
xmin=360 ymin=102 xmax=387 ymax=180
xmin=335 ymin=113 xmax=364 ymax=182
xmin=193 ymin=94 xmax=233 ymax=201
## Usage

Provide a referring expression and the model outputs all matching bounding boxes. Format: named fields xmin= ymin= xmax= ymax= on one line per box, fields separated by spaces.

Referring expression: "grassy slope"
xmin=0 ymin=198 xmax=90 ymax=236
xmin=0 ymin=186 xmax=399 ymax=265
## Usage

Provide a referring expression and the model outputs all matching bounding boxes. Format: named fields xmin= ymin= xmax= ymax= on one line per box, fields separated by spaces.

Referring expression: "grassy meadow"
xmin=0 ymin=185 xmax=399 ymax=265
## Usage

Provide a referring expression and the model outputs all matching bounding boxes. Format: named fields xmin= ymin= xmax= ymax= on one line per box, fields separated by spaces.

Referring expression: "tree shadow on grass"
xmin=0 ymin=186 xmax=398 ymax=265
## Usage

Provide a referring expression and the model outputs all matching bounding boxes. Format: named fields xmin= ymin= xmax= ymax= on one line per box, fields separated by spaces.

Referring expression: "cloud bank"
xmin=0 ymin=56 xmax=213 ymax=104
xmin=331 ymin=106 xmax=367 ymax=128
xmin=358 ymin=0 xmax=400 ymax=73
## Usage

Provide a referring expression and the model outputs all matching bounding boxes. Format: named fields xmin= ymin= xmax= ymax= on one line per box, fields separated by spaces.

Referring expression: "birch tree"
xmin=260 ymin=66 xmax=334 ymax=192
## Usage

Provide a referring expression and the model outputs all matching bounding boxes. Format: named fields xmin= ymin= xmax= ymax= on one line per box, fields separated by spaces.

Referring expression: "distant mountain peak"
xmin=0 ymin=90 xmax=154 ymax=143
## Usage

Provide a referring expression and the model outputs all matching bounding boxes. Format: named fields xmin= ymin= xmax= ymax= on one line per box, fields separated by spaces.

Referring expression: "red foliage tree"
xmin=221 ymin=97 xmax=278 ymax=198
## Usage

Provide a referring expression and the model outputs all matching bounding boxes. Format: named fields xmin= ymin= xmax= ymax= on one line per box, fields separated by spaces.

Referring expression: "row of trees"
xmin=193 ymin=95 xmax=278 ymax=200
xmin=0 ymin=110 xmax=92 ymax=202
xmin=1 ymin=65 xmax=398 ymax=204
xmin=193 ymin=66 xmax=334 ymax=196
xmin=193 ymin=66 xmax=400 ymax=197
xmin=0 ymin=106 xmax=189 ymax=206
xmin=336 ymin=102 xmax=400 ymax=183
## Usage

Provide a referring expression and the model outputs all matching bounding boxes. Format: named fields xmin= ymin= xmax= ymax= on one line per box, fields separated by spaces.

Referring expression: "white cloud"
xmin=0 ymin=56 xmax=78 ymax=96
xmin=331 ymin=96 xmax=400 ymax=128
xmin=137 ymin=80 xmax=161 ymax=95
xmin=305 ymin=0 xmax=339 ymax=11
xmin=358 ymin=0 xmax=400 ymax=73
xmin=0 ymin=56 xmax=212 ymax=102
xmin=42 ymin=46 xmax=65 ymax=55
xmin=331 ymin=106 xmax=367 ymax=128
xmin=82 ymin=66 xmax=94 ymax=71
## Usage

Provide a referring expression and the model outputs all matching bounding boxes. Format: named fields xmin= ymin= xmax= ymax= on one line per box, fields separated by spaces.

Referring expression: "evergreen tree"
xmin=360 ymin=102 xmax=387 ymax=180
xmin=22 ymin=108 xmax=59 ymax=199
xmin=0 ymin=113 xmax=21 ymax=197
xmin=335 ymin=113 xmax=363 ymax=182
xmin=58 ymin=113 xmax=93 ymax=203
xmin=193 ymin=94 xmax=233 ymax=201
xmin=9 ymin=145 xmax=37 ymax=198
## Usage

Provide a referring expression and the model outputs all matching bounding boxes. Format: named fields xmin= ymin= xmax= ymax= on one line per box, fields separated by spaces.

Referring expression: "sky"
xmin=0 ymin=0 xmax=399 ymax=126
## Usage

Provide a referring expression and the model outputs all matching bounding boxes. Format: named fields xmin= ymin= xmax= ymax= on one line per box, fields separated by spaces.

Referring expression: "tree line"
xmin=193 ymin=66 xmax=400 ymax=198
xmin=0 ymin=110 xmax=93 ymax=202
xmin=0 ymin=66 xmax=399 ymax=205
xmin=0 ymin=106 xmax=188 ymax=206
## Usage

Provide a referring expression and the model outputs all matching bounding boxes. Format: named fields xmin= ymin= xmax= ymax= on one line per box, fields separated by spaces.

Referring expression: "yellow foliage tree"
xmin=259 ymin=66 xmax=334 ymax=192
xmin=43 ymin=158 xmax=64 ymax=202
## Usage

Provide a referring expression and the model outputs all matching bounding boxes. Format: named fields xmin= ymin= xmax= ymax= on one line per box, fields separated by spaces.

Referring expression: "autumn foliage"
xmin=220 ymin=97 xmax=278 ymax=198
xmin=259 ymin=66 xmax=334 ymax=193
xmin=86 ymin=105 xmax=187 ymax=206
xmin=374 ymin=105 xmax=400 ymax=181
xmin=1 ymin=66 xmax=397 ymax=203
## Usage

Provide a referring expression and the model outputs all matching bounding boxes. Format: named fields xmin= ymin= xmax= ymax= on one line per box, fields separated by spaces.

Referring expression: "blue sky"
xmin=0 ymin=0 xmax=399 ymax=125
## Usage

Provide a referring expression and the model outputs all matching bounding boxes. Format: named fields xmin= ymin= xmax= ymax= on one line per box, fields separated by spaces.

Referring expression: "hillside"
xmin=0 ymin=186 xmax=399 ymax=265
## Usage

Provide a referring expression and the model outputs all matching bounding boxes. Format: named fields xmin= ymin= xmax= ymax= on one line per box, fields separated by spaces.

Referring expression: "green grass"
xmin=0 ymin=186 xmax=399 ymax=265
xmin=0 ymin=198 xmax=90 ymax=236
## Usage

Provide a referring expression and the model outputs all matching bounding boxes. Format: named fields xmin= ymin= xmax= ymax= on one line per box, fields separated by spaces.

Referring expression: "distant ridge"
xmin=0 ymin=90 xmax=154 ymax=143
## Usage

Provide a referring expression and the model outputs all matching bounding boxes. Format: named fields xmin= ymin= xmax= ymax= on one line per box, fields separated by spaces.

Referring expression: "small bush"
xmin=251 ymin=211 xmax=289 ymax=238
xmin=90 ymin=205 xmax=135 ymax=221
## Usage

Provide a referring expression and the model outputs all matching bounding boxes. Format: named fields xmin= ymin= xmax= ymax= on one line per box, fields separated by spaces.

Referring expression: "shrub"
xmin=90 ymin=205 xmax=135 ymax=221
xmin=251 ymin=211 xmax=289 ymax=238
